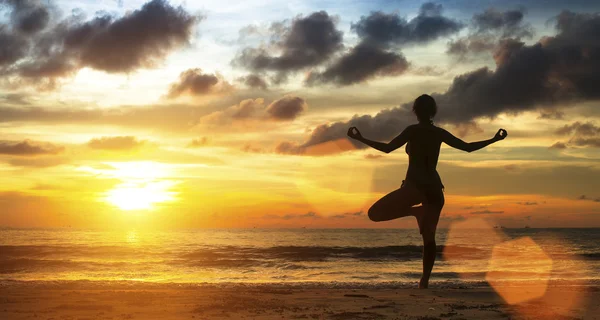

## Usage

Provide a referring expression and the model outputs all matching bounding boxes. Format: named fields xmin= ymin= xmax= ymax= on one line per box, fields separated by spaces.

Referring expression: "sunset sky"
xmin=1 ymin=0 xmax=599 ymax=229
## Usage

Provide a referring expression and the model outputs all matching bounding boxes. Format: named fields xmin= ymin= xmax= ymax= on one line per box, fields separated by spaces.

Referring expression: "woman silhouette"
xmin=347 ymin=94 xmax=507 ymax=289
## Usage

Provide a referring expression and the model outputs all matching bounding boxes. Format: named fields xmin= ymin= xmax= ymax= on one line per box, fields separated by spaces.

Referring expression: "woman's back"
xmin=405 ymin=123 xmax=443 ymax=188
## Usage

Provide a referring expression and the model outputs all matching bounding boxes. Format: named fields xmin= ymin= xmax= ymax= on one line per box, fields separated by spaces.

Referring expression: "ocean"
xmin=1 ymin=228 xmax=599 ymax=288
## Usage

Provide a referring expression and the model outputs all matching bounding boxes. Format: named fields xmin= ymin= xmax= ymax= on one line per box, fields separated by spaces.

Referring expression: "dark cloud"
xmin=472 ymin=8 xmax=533 ymax=38
xmin=0 ymin=93 xmax=30 ymax=105
xmin=187 ymin=137 xmax=209 ymax=148
xmin=283 ymin=106 xmax=413 ymax=153
xmin=330 ymin=211 xmax=363 ymax=219
xmin=265 ymin=96 xmax=307 ymax=121
xmin=364 ymin=154 xmax=383 ymax=159
xmin=264 ymin=211 xmax=364 ymax=220
xmin=538 ymin=110 xmax=565 ymax=120
xmin=435 ymin=8 xmax=600 ymax=123
xmin=447 ymin=8 xmax=533 ymax=60
xmin=308 ymin=3 xmax=457 ymax=86
xmin=351 ymin=3 xmax=463 ymax=48
xmin=282 ymin=212 xmax=321 ymax=220
xmin=578 ymin=195 xmax=600 ymax=202
xmin=274 ymin=141 xmax=302 ymax=155
xmin=232 ymin=11 xmax=343 ymax=77
xmin=238 ymin=74 xmax=268 ymax=90
xmin=517 ymin=201 xmax=538 ymax=205
xmin=0 ymin=140 xmax=64 ymax=156
xmin=200 ymin=98 xmax=264 ymax=124
xmin=167 ymin=69 xmax=232 ymax=98
xmin=549 ymin=142 xmax=568 ymax=149
xmin=553 ymin=122 xmax=600 ymax=148
xmin=1 ymin=0 xmax=52 ymax=35
xmin=0 ymin=26 xmax=28 ymax=66
xmin=305 ymin=43 xmax=409 ymax=85
xmin=64 ymin=0 xmax=197 ymax=73
xmin=1 ymin=0 xmax=199 ymax=86
xmin=446 ymin=35 xmax=495 ymax=61
xmin=288 ymin=10 xmax=600 ymax=155
xmin=87 ymin=136 xmax=146 ymax=151
xmin=201 ymin=96 xmax=306 ymax=124
xmin=7 ymin=156 xmax=68 ymax=168
xmin=555 ymin=122 xmax=600 ymax=136
xmin=470 ymin=209 xmax=504 ymax=214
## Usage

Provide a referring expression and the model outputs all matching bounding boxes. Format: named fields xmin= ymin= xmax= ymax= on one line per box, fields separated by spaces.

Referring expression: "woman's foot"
xmin=419 ymin=277 xmax=429 ymax=289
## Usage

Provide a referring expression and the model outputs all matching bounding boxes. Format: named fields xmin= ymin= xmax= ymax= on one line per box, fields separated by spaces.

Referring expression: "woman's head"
xmin=413 ymin=94 xmax=437 ymax=124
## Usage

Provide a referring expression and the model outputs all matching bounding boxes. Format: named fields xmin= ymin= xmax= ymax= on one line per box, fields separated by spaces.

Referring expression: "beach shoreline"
xmin=1 ymin=281 xmax=597 ymax=319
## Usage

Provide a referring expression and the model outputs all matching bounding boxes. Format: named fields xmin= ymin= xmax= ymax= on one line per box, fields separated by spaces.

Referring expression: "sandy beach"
xmin=0 ymin=282 xmax=598 ymax=320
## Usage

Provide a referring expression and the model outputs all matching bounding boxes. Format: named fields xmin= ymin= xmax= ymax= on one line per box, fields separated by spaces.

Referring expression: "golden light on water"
xmin=444 ymin=218 xmax=591 ymax=318
xmin=486 ymin=236 xmax=553 ymax=305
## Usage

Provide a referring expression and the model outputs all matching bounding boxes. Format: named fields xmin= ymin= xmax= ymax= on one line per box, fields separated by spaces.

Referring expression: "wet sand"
xmin=0 ymin=282 xmax=597 ymax=319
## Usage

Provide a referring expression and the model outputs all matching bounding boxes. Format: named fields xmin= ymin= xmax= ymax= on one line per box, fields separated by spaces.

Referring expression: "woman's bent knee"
xmin=368 ymin=206 xmax=383 ymax=222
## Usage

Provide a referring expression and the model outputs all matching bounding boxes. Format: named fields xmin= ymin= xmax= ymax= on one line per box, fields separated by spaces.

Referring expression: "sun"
xmin=90 ymin=161 xmax=179 ymax=211
xmin=106 ymin=181 xmax=176 ymax=211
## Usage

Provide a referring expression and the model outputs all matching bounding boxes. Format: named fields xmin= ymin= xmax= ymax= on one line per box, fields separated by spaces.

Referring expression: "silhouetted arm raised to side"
xmin=441 ymin=128 xmax=507 ymax=152
xmin=347 ymin=126 xmax=411 ymax=154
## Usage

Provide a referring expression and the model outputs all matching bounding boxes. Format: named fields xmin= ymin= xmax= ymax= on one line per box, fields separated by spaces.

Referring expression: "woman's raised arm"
xmin=441 ymin=128 xmax=507 ymax=153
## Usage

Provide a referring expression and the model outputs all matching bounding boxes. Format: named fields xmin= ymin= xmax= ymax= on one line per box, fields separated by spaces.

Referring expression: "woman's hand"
xmin=493 ymin=129 xmax=508 ymax=141
xmin=347 ymin=127 xmax=363 ymax=140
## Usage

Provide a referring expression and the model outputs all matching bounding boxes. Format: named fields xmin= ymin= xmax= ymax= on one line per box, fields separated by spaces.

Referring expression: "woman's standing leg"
xmin=418 ymin=188 xmax=445 ymax=289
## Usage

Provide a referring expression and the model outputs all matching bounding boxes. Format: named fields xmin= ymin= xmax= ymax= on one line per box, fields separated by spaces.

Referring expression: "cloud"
xmin=280 ymin=212 xmax=321 ymax=220
xmin=232 ymin=11 xmax=343 ymax=78
xmin=470 ymin=209 xmax=504 ymax=214
xmin=166 ymin=69 xmax=232 ymax=98
xmin=555 ymin=122 xmax=600 ymax=136
xmin=0 ymin=103 xmax=223 ymax=133
xmin=0 ymin=93 xmax=30 ymax=105
xmin=447 ymin=8 xmax=533 ymax=61
xmin=351 ymin=2 xmax=463 ymax=48
xmin=553 ymin=122 xmax=600 ymax=148
xmin=434 ymin=10 xmax=600 ymax=122
xmin=1 ymin=0 xmax=52 ymax=35
xmin=7 ymin=156 xmax=69 ymax=168
xmin=238 ymin=74 xmax=268 ymax=90
xmin=538 ymin=110 xmax=565 ymax=120
xmin=199 ymin=98 xmax=265 ymax=125
xmin=307 ymin=3 xmax=459 ymax=86
xmin=517 ymin=201 xmax=538 ymax=205
xmin=278 ymin=106 xmax=413 ymax=154
xmin=364 ymin=154 xmax=383 ymax=159
xmin=472 ymin=8 xmax=533 ymax=38
xmin=265 ymin=96 xmax=307 ymax=120
xmin=578 ymin=195 xmax=600 ymax=202
xmin=1 ymin=0 xmax=199 ymax=87
xmin=549 ymin=142 xmax=568 ymax=149
xmin=305 ymin=43 xmax=409 ymax=85
xmin=330 ymin=211 xmax=364 ymax=219
xmin=86 ymin=136 xmax=146 ymax=151
xmin=200 ymin=96 xmax=306 ymax=125
xmin=187 ymin=137 xmax=209 ymax=148
xmin=0 ymin=25 xmax=28 ymax=67
xmin=263 ymin=211 xmax=364 ymax=220
xmin=0 ymin=140 xmax=64 ymax=156
xmin=446 ymin=35 xmax=496 ymax=60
